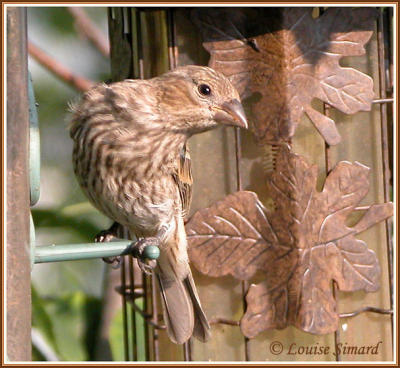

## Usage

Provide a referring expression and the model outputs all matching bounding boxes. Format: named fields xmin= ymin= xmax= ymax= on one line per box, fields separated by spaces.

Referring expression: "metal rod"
xmin=323 ymin=105 xmax=334 ymax=174
xmin=136 ymin=10 xmax=153 ymax=361
xmin=34 ymin=240 xmax=134 ymax=263
xmin=383 ymin=8 xmax=393 ymax=93
xmin=354 ymin=205 xmax=374 ymax=211
xmin=28 ymin=73 xmax=40 ymax=207
xmin=332 ymin=281 xmax=340 ymax=362
xmin=324 ymin=98 xmax=393 ymax=109
xmin=128 ymin=256 xmax=137 ymax=361
xmin=131 ymin=8 xmax=140 ymax=80
xmin=209 ymin=317 xmax=240 ymax=326
xmin=121 ymin=294 xmax=245 ymax=330
xmin=339 ymin=306 xmax=393 ymax=318
xmin=6 ymin=7 xmax=32 ymax=361
xmin=115 ymin=285 xmax=144 ymax=298
xmin=234 ymin=127 xmax=243 ymax=192
xmin=167 ymin=9 xmax=178 ymax=69
xmin=127 ymin=297 xmax=166 ymax=330
xmin=137 ymin=10 xmax=144 ymax=79
xmin=120 ymin=257 xmax=130 ymax=361
xmin=372 ymin=97 xmax=394 ymax=104
xmin=377 ymin=9 xmax=394 ymax=326
xmin=323 ymin=102 xmax=340 ymax=362
xmin=242 ymin=280 xmax=250 ymax=361
xmin=143 ymin=273 xmax=151 ymax=361
xmin=143 ymin=10 xmax=160 ymax=352
xmin=167 ymin=10 xmax=190 ymax=361
xmin=235 ymin=122 xmax=250 ymax=361
xmin=151 ymin=273 xmax=160 ymax=360
xmin=183 ymin=341 xmax=191 ymax=361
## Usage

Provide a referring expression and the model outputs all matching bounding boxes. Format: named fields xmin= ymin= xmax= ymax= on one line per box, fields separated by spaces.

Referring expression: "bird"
xmin=69 ymin=65 xmax=248 ymax=344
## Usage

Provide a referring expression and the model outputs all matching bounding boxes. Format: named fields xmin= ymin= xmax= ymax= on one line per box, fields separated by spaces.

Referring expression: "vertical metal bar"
xmin=137 ymin=10 xmax=144 ymax=80
xmin=129 ymin=8 xmax=150 ymax=361
xmin=128 ymin=256 xmax=137 ymax=361
xmin=167 ymin=9 xmax=189 ymax=361
xmin=108 ymin=9 xmax=132 ymax=361
xmin=323 ymin=102 xmax=341 ymax=362
xmin=108 ymin=8 xmax=133 ymax=82
xmin=145 ymin=12 xmax=160 ymax=361
xmin=377 ymin=9 xmax=394 ymax=335
xmin=151 ymin=276 xmax=160 ymax=361
xmin=108 ymin=7 xmax=143 ymax=361
xmin=131 ymin=8 xmax=140 ymax=81
xmin=382 ymin=8 xmax=393 ymax=93
xmin=234 ymin=127 xmax=251 ymax=361
xmin=143 ymin=273 xmax=151 ymax=360
xmin=6 ymin=7 xmax=32 ymax=361
xmin=120 ymin=257 xmax=130 ymax=360
xmin=167 ymin=9 xmax=178 ymax=69
xmin=136 ymin=10 xmax=152 ymax=360
xmin=119 ymin=204 xmax=134 ymax=362
xmin=28 ymin=73 xmax=40 ymax=207
xmin=183 ymin=341 xmax=191 ymax=361
xmin=234 ymin=128 xmax=243 ymax=193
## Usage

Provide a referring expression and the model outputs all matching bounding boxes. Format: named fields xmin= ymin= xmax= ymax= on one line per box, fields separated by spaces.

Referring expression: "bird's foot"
xmin=132 ymin=237 xmax=159 ymax=275
xmin=95 ymin=229 xmax=121 ymax=269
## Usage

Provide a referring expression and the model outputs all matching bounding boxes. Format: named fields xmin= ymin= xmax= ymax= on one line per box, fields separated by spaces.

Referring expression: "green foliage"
xmin=30 ymin=8 xmax=76 ymax=35
xmin=32 ymin=286 xmax=102 ymax=361
xmin=32 ymin=202 xmax=109 ymax=242
xmin=32 ymin=202 xmax=108 ymax=298
xmin=109 ymin=308 xmax=124 ymax=361
xmin=31 ymin=200 xmax=148 ymax=362
xmin=32 ymin=345 xmax=47 ymax=361
xmin=31 ymin=202 xmax=107 ymax=360
xmin=134 ymin=298 xmax=147 ymax=361
xmin=109 ymin=299 xmax=147 ymax=361
xmin=32 ymin=287 xmax=56 ymax=348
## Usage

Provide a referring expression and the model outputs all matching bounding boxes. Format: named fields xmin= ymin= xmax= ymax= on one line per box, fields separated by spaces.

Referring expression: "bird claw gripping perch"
xmin=131 ymin=237 xmax=161 ymax=275
xmin=94 ymin=228 xmax=161 ymax=274
xmin=95 ymin=229 xmax=121 ymax=269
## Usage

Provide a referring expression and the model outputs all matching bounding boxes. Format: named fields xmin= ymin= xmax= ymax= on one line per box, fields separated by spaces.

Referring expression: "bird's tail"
xmin=183 ymin=269 xmax=211 ymax=342
xmin=156 ymin=219 xmax=211 ymax=344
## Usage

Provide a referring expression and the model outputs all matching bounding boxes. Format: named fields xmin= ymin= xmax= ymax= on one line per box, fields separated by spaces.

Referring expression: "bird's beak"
xmin=213 ymin=99 xmax=248 ymax=129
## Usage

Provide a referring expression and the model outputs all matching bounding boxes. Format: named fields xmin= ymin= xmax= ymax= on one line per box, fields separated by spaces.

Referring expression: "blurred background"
xmin=28 ymin=7 xmax=125 ymax=361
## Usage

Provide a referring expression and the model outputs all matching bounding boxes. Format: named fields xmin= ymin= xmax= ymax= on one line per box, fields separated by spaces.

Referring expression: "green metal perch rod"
xmin=34 ymin=240 xmax=160 ymax=264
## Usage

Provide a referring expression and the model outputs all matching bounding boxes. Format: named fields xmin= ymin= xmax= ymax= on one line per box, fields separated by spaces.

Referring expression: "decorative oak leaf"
xmin=192 ymin=7 xmax=377 ymax=145
xmin=186 ymin=146 xmax=393 ymax=336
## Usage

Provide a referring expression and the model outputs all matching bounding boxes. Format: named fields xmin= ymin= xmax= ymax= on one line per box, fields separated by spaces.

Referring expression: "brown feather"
xmin=173 ymin=143 xmax=193 ymax=220
xmin=184 ymin=271 xmax=211 ymax=342
xmin=156 ymin=260 xmax=194 ymax=344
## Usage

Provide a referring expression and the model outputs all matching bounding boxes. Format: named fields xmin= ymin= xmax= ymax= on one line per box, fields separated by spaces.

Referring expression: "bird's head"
xmin=155 ymin=65 xmax=248 ymax=135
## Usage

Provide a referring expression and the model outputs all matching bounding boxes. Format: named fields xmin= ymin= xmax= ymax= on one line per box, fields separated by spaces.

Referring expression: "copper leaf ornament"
xmin=186 ymin=147 xmax=392 ymax=336
xmin=192 ymin=7 xmax=377 ymax=145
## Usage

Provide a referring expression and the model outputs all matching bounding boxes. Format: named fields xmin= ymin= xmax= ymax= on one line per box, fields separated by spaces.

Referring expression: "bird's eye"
xmin=198 ymin=84 xmax=211 ymax=96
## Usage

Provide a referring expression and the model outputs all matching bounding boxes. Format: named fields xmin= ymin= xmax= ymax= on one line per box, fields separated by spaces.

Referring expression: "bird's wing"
xmin=172 ymin=143 xmax=193 ymax=220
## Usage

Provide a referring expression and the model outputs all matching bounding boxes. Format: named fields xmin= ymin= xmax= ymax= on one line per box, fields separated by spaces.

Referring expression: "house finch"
xmin=69 ymin=65 xmax=247 ymax=344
